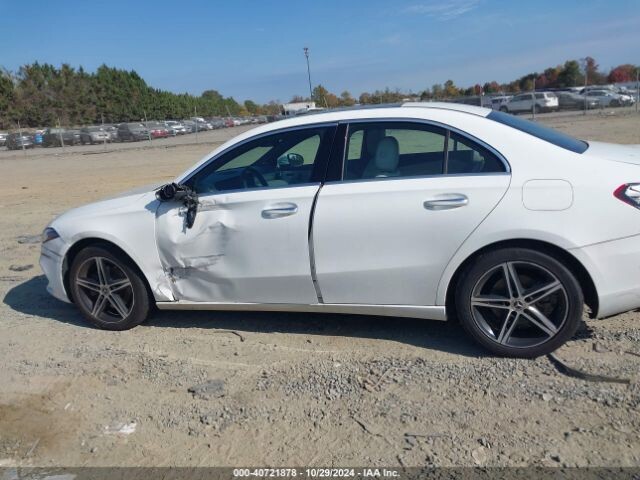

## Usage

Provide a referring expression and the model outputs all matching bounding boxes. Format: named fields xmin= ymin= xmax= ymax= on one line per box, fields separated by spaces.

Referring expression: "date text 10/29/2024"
xmin=232 ymin=469 xmax=401 ymax=478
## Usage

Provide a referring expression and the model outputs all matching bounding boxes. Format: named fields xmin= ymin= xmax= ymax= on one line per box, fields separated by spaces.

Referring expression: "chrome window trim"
xmin=195 ymin=181 xmax=322 ymax=200
xmin=323 ymin=172 xmax=511 ymax=187
xmin=178 ymin=121 xmax=339 ymax=185
xmin=340 ymin=117 xmax=511 ymax=177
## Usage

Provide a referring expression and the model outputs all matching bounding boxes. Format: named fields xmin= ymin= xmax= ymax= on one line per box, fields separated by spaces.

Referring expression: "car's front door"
xmin=155 ymin=124 xmax=336 ymax=304
xmin=312 ymin=121 xmax=511 ymax=306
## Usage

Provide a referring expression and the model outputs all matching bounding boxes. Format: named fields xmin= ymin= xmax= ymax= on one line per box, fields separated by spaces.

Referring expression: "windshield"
xmin=487 ymin=110 xmax=588 ymax=154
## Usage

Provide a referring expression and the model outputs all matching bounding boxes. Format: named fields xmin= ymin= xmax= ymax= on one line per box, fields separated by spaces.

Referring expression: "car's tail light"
xmin=614 ymin=183 xmax=640 ymax=209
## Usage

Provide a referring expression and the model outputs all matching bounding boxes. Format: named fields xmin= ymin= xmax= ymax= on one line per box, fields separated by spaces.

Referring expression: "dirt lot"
xmin=1 ymin=112 xmax=640 ymax=468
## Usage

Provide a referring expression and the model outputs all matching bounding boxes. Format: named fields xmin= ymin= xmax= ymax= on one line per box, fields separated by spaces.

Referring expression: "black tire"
xmin=533 ymin=104 xmax=541 ymax=114
xmin=69 ymin=245 xmax=150 ymax=330
xmin=499 ymin=106 xmax=508 ymax=112
xmin=455 ymin=248 xmax=583 ymax=358
xmin=610 ymin=100 xmax=620 ymax=107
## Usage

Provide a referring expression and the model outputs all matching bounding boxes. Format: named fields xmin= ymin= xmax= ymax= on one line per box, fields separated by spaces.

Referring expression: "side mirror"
xmin=156 ymin=183 xmax=178 ymax=201
xmin=155 ymin=183 xmax=199 ymax=229
xmin=277 ymin=152 xmax=304 ymax=168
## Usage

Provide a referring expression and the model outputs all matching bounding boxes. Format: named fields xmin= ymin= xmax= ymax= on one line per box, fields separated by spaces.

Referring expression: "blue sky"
xmin=1 ymin=0 xmax=638 ymax=103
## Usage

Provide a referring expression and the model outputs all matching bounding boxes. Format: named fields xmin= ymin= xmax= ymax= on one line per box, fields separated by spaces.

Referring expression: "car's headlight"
xmin=42 ymin=227 xmax=60 ymax=244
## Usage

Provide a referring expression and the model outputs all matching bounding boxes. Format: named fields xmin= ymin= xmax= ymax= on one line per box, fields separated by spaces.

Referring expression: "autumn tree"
xmin=608 ymin=64 xmax=638 ymax=83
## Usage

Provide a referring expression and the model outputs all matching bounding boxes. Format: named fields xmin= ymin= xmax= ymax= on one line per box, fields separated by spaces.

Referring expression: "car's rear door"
xmin=155 ymin=124 xmax=336 ymax=304
xmin=311 ymin=120 xmax=510 ymax=306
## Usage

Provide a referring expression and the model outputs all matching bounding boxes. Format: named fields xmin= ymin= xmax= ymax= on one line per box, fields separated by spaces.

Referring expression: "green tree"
xmin=557 ymin=60 xmax=583 ymax=87
xmin=244 ymin=100 xmax=259 ymax=114
xmin=340 ymin=90 xmax=355 ymax=106
xmin=312 ymin=85 xmax=330 ymax=107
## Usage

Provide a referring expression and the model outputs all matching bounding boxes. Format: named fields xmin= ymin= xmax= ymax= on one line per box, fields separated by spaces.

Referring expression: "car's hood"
xmin=51 ymin=184 xmax=160 ymax=228
xmin=584 ymin=141 xmax=640 ymax=166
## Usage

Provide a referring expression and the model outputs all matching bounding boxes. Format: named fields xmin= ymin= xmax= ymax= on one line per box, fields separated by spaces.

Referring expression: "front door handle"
xmin=262 ymin=203 xmax=298 ymax=219
xmin=423 ymin=194 xmax=469 ymax=211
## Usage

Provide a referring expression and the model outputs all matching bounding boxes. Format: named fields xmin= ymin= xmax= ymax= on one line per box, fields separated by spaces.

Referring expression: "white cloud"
xmin=404 ymin=0 xmax=480 ymax=20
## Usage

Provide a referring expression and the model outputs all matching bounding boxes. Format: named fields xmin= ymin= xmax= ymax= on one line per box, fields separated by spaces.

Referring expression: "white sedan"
xmin=40 ymin=103 xmax=640 ymax=357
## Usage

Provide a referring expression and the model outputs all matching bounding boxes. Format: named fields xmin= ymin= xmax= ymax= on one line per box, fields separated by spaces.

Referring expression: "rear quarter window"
xmin=487 ymin=110 xmax=588 ymax=154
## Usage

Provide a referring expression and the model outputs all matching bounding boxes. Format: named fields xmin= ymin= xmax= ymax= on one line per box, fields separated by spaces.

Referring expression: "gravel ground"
xmin=1 ymin=112 xmax=640 ymax=468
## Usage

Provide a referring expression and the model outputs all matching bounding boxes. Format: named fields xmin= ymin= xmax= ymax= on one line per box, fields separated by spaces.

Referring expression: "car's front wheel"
xmin=456 ymin=248 xmax=583 ymax=358
xmin=69 ymin=245 xmax=150 ymax=330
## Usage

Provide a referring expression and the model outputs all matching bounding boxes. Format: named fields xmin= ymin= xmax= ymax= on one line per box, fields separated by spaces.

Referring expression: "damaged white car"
xmin=40 ymin=103 xmax=640 ymax=357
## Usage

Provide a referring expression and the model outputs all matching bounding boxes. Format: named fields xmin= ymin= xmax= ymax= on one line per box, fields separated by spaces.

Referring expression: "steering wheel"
xmin=242 ymin=166 xmax=268 ymax=188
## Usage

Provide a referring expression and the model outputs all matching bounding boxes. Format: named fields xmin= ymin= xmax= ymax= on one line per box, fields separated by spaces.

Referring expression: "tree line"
xmin=0 ymin=63 xmax=254 ymax=129
xmin=1 ymin=57 xmax=638 ymax=129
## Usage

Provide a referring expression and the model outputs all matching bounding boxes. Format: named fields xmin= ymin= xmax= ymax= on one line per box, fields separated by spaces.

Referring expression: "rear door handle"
xmin=262 ymin=203 xmax=298 ymax=219
xmin=423 ymin=194 xmax=469 ymax=211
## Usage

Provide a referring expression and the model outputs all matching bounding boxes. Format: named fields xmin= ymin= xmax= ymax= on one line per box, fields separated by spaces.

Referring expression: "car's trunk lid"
xmin=583 ymin=141 xmax=640 ymax=166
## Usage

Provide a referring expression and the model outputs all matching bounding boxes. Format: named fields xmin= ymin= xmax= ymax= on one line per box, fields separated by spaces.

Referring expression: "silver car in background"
xmin=499 ymin=92 xmax=559 ymax=114
xmin=164 ymin=121 xmax=188 ymax=135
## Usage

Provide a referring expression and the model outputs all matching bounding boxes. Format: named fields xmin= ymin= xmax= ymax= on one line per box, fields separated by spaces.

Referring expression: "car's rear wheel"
xmin=499 ymin=106 xmax=508 ymax=112
xmin=69 ymin=246 xmax=150 ymax=330
xmin=611 ymin=100 xmax=620 ymax=107
xmin=456 ymin=248 xmax=583 ymax=358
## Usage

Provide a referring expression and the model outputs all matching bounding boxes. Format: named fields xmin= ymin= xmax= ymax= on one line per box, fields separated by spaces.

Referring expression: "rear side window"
xmin=343 ymin=121 xmax=506 ymax=180
xmin=487 ymin=110 xmax=588 ymax=154
xmin=447 ymin=132 xmax=506 ymax=174
xmin=344 ymin=122 xmax=446 ymax=180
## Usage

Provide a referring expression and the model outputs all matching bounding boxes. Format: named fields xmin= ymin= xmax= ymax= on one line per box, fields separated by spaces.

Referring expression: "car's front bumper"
xmin=39 ymin=240 xmax=71 ymax=303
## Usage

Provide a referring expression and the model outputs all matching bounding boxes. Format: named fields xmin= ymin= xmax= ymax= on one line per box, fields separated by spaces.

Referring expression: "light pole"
xmin=304 ymin=47 xmax=312 ymax=100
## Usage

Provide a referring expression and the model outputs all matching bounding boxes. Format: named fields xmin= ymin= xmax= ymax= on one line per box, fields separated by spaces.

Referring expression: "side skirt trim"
xmin=156 ymin=301 xmax=448 ymax=321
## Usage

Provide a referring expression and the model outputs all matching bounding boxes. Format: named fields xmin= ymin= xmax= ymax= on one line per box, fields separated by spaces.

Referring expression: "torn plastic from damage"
xmin=156 ymin=183 xmax=199 ymax=229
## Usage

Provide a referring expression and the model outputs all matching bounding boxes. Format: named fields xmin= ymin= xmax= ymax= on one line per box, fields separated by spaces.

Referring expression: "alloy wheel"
xmin=469 ymin=261 xmax=569 ymax=349
xmin=74 ymin=256 xmax=134 ymax=323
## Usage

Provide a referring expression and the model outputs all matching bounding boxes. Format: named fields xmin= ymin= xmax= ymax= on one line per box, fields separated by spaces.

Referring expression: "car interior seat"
xmin=364 ymin=136 xmax=401 ymax=178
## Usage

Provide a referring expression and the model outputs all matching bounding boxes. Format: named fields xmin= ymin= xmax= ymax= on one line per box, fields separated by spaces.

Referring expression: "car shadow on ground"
xmin=4 ymin=275 xmax=486 ymax=358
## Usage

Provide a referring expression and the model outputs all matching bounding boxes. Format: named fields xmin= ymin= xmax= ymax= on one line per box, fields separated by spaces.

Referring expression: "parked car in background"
xmin=224 ymin=118 xmax=235 ymax=128
xmin=164 ymin=121 xmax=187 ymax=135
xmin=42 ymin=128 xmax=81 ymax=147
xmin=145 ymin=122 xmax=170 ymax=139
xmin=103 ymin=125 xmax=118 ymax=142
xmin=117 ymin=123 xmax=149 ymax=142
xmin=584 ymin=90 xmax=628 ymax=107
xmin=0 ymin=131 xmax=7 ymax=146
xmin=33 ymin=130 xmax=44 ymax=146
xmin=209 ymin=119 xmax=226 ymax=129
xmin=489 ymin=96 xmax=512 ymax=110
xmin=181 ymin=120 xmax=196 ymax=133
xmin=80 ymin=126 xmax=111 ymax=144
xmin=499 ymin=92 xmax=559 ymax=114
xmin=6 ymin=132 xmax=35 ymax=150
xmin=197 ymin=120 xmax=213 ymax=131
xmin=555 ymin=92 xmax=599 ymax=110
xmin=189 ymin=117 xmax=213 ymax=130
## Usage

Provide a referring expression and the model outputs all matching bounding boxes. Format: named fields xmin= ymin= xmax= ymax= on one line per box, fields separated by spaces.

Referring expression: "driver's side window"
xmin=187 ymin=126 xmax=334 ymax=194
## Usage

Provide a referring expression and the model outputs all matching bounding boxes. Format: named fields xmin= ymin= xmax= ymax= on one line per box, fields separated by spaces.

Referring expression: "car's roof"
xmin=257 ymin=102 xmax=492 ymax=131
